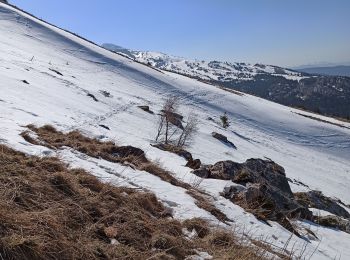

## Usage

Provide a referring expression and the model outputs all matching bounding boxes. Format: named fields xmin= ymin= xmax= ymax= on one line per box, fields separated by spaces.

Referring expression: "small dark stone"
xmin=138 ymin=105 xmax=154 ymax=114
xmin=192 ymin=167 xmax=210 ymax=178
xmin=211 ymin=132 xmax=236 ymax=149
xmin=22 ymin=80 xmax=29 ymax=84
xmin=49 ymin=68 xmax=63 ymax=76
xmin=186 ymin=159 xmax=201 ymax=169
xmin=99 ymin=125 xmax=110 ymax=130
xmin=99 ymin=90 xmax=112 ymax=98
xmin=87 ymin=93 xmax=98 ymax=102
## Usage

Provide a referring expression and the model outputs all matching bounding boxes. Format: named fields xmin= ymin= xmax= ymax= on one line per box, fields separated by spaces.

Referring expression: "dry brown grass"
xmin=0 ymin=144 xmax=185 ymax=259
xmin=0 ymin=144 xmax=278 ymax=260
xmin=24 ymin=125 xmax=230 ymax=223
xmin=186 ymin=190 xmax=230 ymax=223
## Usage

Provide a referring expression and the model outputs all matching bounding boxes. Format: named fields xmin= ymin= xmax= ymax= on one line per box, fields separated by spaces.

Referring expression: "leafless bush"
xmin=156 ymin=96 xmax=198 ymax=148
xmin=155 ymin=96 xmax=181 ymax=144
xmin=177 ymin=113 xmax=199 ymax=148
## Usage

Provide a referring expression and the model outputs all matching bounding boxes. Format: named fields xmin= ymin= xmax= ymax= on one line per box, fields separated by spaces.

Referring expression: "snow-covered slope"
xmin=102 ymin=43 xmax=306 ymax=82
xmin=1 ymin=3 xmax=350 ymax=259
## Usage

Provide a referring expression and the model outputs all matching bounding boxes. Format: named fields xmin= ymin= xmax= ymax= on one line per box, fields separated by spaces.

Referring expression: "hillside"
xmin=1 ymin=3 xmax=350 ymax=259
xmin=103 ymin=44 xmax=350 ymax=120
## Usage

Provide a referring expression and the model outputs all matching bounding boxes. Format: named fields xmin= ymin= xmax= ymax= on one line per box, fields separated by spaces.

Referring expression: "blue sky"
xmin=10 ymin=0 xmax=350 ymax=67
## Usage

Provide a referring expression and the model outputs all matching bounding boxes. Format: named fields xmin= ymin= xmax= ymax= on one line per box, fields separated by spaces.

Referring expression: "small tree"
xmin=177 ymin=113 xmax=198 ymax=148
xmin=220 ymin=112 xmax=230 ymax=128
xmin=155 ymin=96 xmax=180 ymax=144
xmin=155 ymin=97 xmax=198 ymax=148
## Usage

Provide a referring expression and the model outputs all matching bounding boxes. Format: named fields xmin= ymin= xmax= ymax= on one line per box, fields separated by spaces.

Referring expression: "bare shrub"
xmin=156 ymin=97 xmax=198 ymax=148
xmin=177 ymin=113 xmax=199 ymax=148
xmin=156 ymin=96 xmax=181 ymax=144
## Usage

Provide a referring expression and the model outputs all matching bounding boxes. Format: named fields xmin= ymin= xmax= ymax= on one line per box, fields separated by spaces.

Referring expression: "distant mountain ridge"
xmin=102 ymin=43 xmax=307 ymax=82
xmin=103 ymin=43 xmax=350 ymax=120
xmin=296 ymin=65 xmax=350 ymax=77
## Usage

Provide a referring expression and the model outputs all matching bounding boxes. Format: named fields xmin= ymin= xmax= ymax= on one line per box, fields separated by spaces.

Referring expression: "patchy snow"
xmin=1 ymin=3 xmax=350 ymax=259
xmin=309 ymin=208 xmax=336 ymax=217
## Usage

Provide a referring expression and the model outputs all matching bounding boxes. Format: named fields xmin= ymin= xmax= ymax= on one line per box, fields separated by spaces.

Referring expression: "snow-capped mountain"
xmin=103 ymin=43 xmax=350 ymax=120
xmin=1 ymin=2 xmax=350 ymax=259
xmin=102 ymin=43 xmax=306 ymax=82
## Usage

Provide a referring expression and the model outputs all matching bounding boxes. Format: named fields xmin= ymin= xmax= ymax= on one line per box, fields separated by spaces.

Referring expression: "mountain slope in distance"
xmin=103 ymin=43 xmax=350 ymax=120
xmin=297 ymin=65 xmax=350 ymax=77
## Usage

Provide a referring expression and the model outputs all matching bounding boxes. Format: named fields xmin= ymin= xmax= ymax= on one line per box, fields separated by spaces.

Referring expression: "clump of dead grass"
xmin=0 ymin=144 xmax=182 ymax=259
xmin=0 ymin=144 xmax=280 ymax=260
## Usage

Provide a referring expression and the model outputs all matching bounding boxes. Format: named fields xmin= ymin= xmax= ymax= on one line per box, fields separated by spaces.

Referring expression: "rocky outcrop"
xmin=194 ymin=159 xmax=312 ymax=235
xmin=195 ymin=159 xmax=292 ymax=195
xmin=295 ymin=191 xmax=350 ymax=219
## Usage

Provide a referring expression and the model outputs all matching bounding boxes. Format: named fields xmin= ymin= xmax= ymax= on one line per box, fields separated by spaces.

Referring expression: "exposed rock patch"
xmin=211 ymin=132 xmax=236 ymax=148
xmin=186 ymin=159 xmax=201 ymax=170
xmin=295 ymin=191 xmax=350 ymax=219
xmin=99 ymin=90 xmax=112 ymax=97
xmin=87 ymin=93 xmax=98 ymax=102
xmin=194 ymin=159 xmax=312 ymax=236
xmin=99 ymin=124 xmax=110 ymax=130
xmin=138 ymin=105 xmax=154 ymax=114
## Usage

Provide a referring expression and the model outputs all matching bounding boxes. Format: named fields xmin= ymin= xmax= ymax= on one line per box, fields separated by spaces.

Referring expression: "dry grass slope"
xmin=0 ymin=144 xmax=276 ymax=259
xmin=23 ymin=125 xmax=230 ymax=223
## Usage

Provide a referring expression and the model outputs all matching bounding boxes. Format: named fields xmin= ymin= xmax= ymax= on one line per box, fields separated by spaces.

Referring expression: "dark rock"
xmin=161 ymin=110 xmax=184 ymax=120
xmin=186 ymin=159 xmax=201 ymax=170
xmin=138 ymin=105 xmax=154 ymax=114
xmin=160 ymin=110 xmax=184 ymax=129
xmin=315 ymin=215 xmax=350 ymax=234
xmin=195 ymin=158 xmax=312 ymax=235
xmin=192 ymin=166 xmax=210 ymax=178
xmin=99 ymin=124 xmax=110 ymax=130
xmin=22 ymin=80 xmax=29 ymax=84
xmin=87 ymin=93 xmax=98 ymax=102
xmin=99 ymin=90 xmax=112 ymax=98
xmin=177 ymin=150 xmax=193 ymax=161
xmin=201 ymin=159 xmax=291 ymax=196
xmin=212 ymin=132 xmax=228 ymax=142
xmin=295 ymin=191 xmax=350 ymax=219
xmin=111 ymin=146 xmax=147 ymax=162
xmin=49 ymin=68 xmax=63 ymax=76
xmin=152 ymin=143 xmax=193 ymax=161
xmin=168 ymin=117 xmax=184 ymax=130
xmin=211 ymin=132 xmax=236 ymax=148
xmin=152 ymin=143 xmax=202 ymax=169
